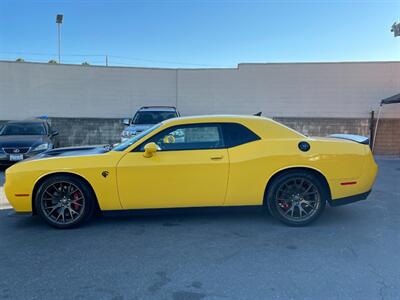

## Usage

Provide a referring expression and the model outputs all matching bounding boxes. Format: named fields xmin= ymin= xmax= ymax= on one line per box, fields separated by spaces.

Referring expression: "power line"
xmin=108 ymin=55 xmax=224 ymax=67
xmin=0 ymin=56 xmax=106 ymax=64
xmin=0 ymin=51 xmax=106 ymax=57
xmin=29 ymin=0 xmax=400 ymax=3
xmin=0 ymin=51 xmax=226 ymax=67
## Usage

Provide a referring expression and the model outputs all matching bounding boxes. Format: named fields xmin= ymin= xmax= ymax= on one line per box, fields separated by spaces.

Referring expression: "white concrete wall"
xmin=0 ymin=61 xmax=399 ymax=119
xmin=177 ymin=62 xmax=400 ymax=118
xmin=0 ymin=62 xmax=177 ymax=119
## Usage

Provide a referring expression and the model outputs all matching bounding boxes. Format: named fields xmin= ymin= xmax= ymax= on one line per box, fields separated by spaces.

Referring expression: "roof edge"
xmin=1 ymin=59 xmax=399 ymax=71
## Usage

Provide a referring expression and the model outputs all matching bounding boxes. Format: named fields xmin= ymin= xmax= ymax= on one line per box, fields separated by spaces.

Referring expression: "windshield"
xmin=0 ymin=123 xmax=46 ymax=136
xmin=132 ymin=111 xmax=177 ymax=125
xmin=113 ymin=123 xmax=161 ymax=151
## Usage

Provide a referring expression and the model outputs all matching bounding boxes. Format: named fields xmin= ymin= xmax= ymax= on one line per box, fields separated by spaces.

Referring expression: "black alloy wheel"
xmin=266 ymin=171 xmax=327 ymax=226
xmin=36 ymin=175 xmax=95 ymax=228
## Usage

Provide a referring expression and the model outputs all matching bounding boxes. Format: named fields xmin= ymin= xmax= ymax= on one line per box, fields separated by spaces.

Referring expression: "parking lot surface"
xmin=0 ymin=170 xmax=8 ymax=209
xmin=0 ymin=158 xmax=399 ymax=299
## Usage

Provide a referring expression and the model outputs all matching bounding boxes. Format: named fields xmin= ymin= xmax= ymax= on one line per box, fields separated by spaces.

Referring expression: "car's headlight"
xmin=32 ymin=143 xmax=49 ymax=151
xmin=122 ymin=130 xmax=134 ymax=138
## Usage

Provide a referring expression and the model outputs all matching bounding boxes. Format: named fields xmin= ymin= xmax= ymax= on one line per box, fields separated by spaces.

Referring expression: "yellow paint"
xmin=117 ymin=149 xmax=229 ymax=209
xmin=4 ymin=115 xmax=378 ymax=213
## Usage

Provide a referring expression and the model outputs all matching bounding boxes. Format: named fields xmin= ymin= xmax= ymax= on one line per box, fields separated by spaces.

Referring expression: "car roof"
xmin=5 ymin=119 xmax=47 ymax=124
xmin=162 ymin=114 xmax=264 ymax=123
xmin=159 ymin=114 xmax=305 ymax=139
xmin=138 ymin=106 xmax=177 ymax=112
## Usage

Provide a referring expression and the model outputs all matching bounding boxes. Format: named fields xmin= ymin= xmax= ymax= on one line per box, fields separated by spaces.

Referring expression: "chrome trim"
xmin=2 ymin=147 xmax=31 ymax=154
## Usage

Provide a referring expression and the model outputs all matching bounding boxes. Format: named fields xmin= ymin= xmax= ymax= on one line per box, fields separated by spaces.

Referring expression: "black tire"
xmin=35 ymin=175 xmax=95 ymax=229
xmin=266 ymin=171 xmax=327 ymax=226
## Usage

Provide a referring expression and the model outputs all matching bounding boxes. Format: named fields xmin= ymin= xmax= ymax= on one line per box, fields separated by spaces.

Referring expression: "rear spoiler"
xmin=329 ymin=134 xmax=369 ymax=145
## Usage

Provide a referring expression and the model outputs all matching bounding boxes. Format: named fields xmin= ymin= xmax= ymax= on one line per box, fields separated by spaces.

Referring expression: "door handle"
xmin=210 ymin=155 xmax=224 ymax=160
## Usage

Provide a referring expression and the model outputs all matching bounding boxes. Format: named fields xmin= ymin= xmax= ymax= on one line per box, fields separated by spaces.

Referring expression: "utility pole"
xmin=105 ymin=55 xmax=108 ymax=66
xmin=56 ymin=14 xmax=63 ymax=63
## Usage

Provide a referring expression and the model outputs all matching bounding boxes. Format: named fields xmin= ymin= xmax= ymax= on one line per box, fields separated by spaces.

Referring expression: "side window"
xmin=221 ymin=123 xmax=260 ymax=147
xmin=138 ymin=124 xmax=224 ymax=151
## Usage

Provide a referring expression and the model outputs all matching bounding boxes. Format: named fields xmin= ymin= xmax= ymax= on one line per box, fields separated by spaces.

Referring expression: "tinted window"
xmin=138 ymin=124 xmax=224 ymax=151
xmin=132 ymin=111 xmax=178 ymax=124
xmin=221 ymin=123 xmax=260 ymax=147
xmin=0 ymin=123 xmax=46 ymax=136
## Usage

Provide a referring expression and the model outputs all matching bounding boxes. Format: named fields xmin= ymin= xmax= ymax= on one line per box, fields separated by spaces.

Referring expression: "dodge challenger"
xmin=4 ymin=115 xmax=378 ymax=228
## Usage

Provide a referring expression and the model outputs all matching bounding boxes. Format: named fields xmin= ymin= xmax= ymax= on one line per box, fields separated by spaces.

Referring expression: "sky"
xmin=0 ymin=0 xmax=399 ymax=68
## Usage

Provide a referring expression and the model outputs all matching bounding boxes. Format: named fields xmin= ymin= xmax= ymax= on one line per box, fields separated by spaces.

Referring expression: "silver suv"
xmin=121 ymin=106 xmax=180 ymax=142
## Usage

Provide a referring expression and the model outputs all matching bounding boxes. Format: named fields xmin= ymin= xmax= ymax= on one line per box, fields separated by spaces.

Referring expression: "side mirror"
xmin=122 ymin=118 xmax=131 ymax=126
xmin=143 ymin=142 xmax=158 ymax=158
xmin=51 ymin=130 xmax=59 ymax=137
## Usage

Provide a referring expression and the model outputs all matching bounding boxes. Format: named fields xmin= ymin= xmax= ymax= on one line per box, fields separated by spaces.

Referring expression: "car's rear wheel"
xmin=266 ymin=171 xmax=327 ymax=226
xmin=35 ymin=175 xmax=95 ymax=229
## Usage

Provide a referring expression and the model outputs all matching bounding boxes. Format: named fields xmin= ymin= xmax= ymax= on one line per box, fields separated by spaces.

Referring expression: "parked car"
xmin=0 ymin=119 xmax=59 ymax=166
xmin=121 ymin=106 xmax=180 ymax=142
xmin=5 ymin=115 xmax=377 ymax=229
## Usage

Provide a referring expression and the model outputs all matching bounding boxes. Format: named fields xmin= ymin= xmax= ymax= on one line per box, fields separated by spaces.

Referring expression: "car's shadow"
xmin=2 ymin=204 xmax=364 ymax=233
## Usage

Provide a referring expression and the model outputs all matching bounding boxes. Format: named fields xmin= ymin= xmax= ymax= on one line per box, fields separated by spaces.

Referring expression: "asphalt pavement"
xmin=0 ymin=158 xmax=399 ymax=299
xmin=0 ymin=170 xmax=8 ymax=209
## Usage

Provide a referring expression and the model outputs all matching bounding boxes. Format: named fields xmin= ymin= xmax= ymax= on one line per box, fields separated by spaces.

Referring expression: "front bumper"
xmin=4 ymin=170 xmax=33 ymax=213
xmin=0 ymin=151 xmax=44 ymax=165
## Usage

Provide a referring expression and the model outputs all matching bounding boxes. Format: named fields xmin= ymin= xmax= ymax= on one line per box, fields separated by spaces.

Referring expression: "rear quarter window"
xmin=221 ymin=123 xmax=260 ymax=148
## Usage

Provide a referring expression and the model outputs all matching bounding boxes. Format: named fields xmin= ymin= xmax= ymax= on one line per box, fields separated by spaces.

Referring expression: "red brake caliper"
xmin=279 ymin=199 xmax=290 ymax=210
xmin=72 ymin=192 xmax=81 ymax=210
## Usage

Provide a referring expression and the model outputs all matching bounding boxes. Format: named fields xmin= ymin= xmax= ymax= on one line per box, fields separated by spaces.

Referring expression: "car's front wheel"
xmin=266 ymin=171 xmax=327 ymax=226
xmin=35 ymin=175 xmax=95 ymax=229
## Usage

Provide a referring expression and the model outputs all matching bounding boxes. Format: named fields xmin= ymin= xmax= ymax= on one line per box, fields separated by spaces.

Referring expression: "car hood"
xmin=124 ymin=124 xmax=153 ymax=134
xmin=42 ymin=145 xmax=109 ymax=157
xmin=23 ymin=145 xmax=109 ymax=162
xmin=0 ymin=135 xmax=49 ymax=148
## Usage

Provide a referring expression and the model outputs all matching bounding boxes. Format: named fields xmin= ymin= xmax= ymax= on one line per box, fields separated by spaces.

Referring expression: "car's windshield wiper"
xmin=103 ymin=143 xmax=119 ymax=151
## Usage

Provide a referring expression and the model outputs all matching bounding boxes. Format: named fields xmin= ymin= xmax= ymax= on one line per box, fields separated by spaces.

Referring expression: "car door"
xmin=117 ymin=123 xmax=229 ymax=209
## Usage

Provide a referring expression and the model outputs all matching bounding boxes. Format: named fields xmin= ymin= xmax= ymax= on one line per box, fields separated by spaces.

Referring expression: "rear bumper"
xmin=328 ymin=190 xmax=371 ymax=207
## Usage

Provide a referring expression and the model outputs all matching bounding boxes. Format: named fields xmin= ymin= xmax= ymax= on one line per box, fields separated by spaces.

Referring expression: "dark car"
xmin=0 ymin=119 xmax=59 ymax=166
xmin=121 ymin=106 xmax=180 ymax=142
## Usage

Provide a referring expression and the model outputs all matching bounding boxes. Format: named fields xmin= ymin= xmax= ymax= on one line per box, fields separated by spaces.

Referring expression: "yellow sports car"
xmin=4 ymin=115 xmax=378 ymax=228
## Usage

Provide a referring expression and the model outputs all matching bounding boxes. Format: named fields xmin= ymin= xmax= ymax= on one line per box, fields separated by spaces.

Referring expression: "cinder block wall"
xmin=49 ymin=118 xmax=125 ymax=147
xmin=274 ymin=117 xmax=370 ymax=137
xmin=1 ymin=117 xmax=398 ymax=155
xmin=48 ymin=117 xmax=375 ymax=148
